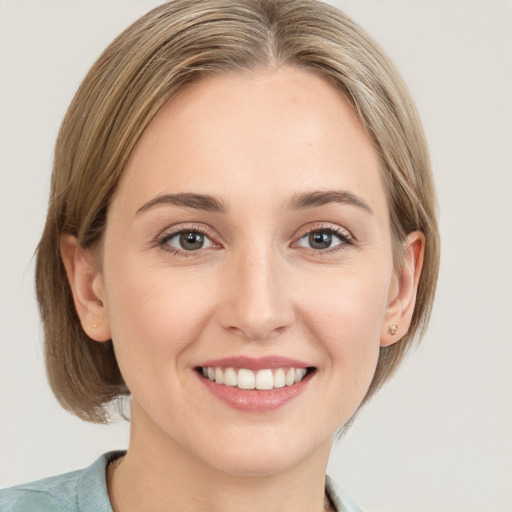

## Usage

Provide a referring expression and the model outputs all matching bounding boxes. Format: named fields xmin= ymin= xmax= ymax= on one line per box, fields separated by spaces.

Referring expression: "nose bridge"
xmin=218 ymin=242 xmax=294 ymax=340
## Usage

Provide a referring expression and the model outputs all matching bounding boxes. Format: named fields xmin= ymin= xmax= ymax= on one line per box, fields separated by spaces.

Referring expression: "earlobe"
xmin=381 ymin=231 xmax=425 ymax=347
xmin=59 ymin=234 xmax=111 ymax=342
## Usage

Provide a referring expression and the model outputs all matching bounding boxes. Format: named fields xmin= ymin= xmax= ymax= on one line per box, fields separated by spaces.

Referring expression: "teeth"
xmin=215 ymin=367 xmax=224 ymax=385
xmin=255 ymin=369 xmax=273 ymax=390
xmin=237 ymin=368 xmax=255 ymax=389
xmin=295 ymin=368 xmax=307 ymax=383
xmin=285 ymin=368 xmax=295 ymax=386
xmin=224 ymin=367 xmax=237 ymax=387
xmin=201 ymin=366 xmax=309 ymax=390
xmin=273 ymin=368 xmax=286 ymax=388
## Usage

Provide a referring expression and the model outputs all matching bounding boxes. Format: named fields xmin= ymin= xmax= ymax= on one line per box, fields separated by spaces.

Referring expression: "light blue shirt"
xmin=0 ymin=452 xmax=364 ymax=511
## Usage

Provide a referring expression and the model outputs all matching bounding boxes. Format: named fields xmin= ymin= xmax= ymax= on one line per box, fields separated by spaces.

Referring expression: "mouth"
xmin=194 ymin=357 xmax=316 ymax=412
xmin=196 ymin=366 xmax=314 ymax=390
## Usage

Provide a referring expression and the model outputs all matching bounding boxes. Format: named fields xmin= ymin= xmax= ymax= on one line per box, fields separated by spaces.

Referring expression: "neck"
xmin=108 ymin=402 xmax=333 ymax=512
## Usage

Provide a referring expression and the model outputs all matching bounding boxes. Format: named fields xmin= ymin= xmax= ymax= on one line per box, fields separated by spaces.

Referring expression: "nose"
xmin=217 ymin=247 xmax=294 ymax=341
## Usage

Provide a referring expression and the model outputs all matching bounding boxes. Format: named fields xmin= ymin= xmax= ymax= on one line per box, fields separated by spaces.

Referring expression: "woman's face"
xmin=97 ymin=67 xmax=401 ymax=476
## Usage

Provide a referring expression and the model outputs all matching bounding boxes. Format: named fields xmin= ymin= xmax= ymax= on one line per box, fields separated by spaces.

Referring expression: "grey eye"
xmin=165 ymin=231 xmax=214 ymax=251
xmin=298 ymin=230 xmax=343 ymax=250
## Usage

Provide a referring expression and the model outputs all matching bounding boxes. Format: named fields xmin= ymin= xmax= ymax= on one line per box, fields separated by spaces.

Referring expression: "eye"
xmin=160 ymin=230 xmax=215 ymax=252
xmin=296 ymin=228 xmax=351 ymax=251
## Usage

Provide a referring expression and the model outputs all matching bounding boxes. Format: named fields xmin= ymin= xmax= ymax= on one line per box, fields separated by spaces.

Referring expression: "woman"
xmin=0 ymin=0 xmax=439 ymax=511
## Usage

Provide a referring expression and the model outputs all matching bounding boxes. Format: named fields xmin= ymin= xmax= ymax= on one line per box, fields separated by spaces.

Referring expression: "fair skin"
xmin=61 ymin=67 xmax=424 ymax=512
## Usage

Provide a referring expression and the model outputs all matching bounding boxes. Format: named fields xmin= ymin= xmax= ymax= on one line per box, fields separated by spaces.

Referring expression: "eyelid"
xmin=290 ymin=222 xmax=355 ymax=253
xmin=153 ymin=221 xmax=354 ymax=257
xmin=292 ymin=222 xmax=354 ymax=242
xmin=156 ymin=223 xmax=221 ymax=254
xmin=157 ymin=222 xmax=217 ymax=239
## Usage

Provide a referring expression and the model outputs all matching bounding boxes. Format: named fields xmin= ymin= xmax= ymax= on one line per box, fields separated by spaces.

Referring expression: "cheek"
xmin=302 ymin=262 xmax=389 ymax=335
xmin=299 ymin=262 xmax=390 ymax=378
xmin=102 ymin=260 xmax=215 ymax=388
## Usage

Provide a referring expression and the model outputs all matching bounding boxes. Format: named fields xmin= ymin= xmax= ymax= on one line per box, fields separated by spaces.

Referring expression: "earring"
xmin=93 ymin=324 xmax=97 ymax=328
xmin=388 ymin=324 xmax=398 ymax=336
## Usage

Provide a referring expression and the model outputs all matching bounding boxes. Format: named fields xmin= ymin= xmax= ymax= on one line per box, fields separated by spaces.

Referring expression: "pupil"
xmin=180 ymin=232 xmax=203 ymax=250
xmin=309 ymin=231 xmax=331 ymax=249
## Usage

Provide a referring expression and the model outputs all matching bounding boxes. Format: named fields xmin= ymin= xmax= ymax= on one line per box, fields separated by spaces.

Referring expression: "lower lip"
xmin=198 ymin=371 xmax=313 ymax=413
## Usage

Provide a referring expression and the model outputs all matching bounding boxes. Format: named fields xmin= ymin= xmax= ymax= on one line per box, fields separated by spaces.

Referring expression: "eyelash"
xmin=156 ymin=223 xmax=354 ymax=257
xmin=294 ymin=224 xmax=354 ymax=254
xmin=157 ymin=224 xmax=216 ymax=257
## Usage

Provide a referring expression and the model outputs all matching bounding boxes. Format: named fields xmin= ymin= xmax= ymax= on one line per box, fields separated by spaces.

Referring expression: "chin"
xmin=208 ymin=450 xmax=304 ymax=478
xmin=194 ymin=427 xmax=327 ymax=478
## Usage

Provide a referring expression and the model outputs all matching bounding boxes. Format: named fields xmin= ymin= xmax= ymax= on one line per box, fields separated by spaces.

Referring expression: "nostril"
xmin=224 ymin=323 xmax=290 ymax=342
xmin=226 ymin=325 xmax=246 ymax=336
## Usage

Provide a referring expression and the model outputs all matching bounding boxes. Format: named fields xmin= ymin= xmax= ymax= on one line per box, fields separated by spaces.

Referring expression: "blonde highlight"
xmin=36 ymin=0 xmax=439 ymax=422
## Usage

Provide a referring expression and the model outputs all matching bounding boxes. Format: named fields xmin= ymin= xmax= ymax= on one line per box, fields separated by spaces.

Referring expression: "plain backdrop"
xmin=1 ymin=1 xmax=511 ymax=511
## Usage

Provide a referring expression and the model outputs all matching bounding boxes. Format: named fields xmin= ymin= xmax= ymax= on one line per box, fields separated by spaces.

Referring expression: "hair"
xmin=36 ymin=0 xmax=440 ymax=423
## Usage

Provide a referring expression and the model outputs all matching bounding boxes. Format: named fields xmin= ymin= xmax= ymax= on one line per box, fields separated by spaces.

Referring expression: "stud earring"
xmin=93 ymin=324 xmax=97 ymax=329
xmin=388 ymin=324 xmax=398 ymax=335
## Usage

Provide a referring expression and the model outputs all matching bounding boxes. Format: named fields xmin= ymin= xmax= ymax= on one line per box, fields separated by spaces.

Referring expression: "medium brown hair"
xmin=36 ymin=0 xmax=440 ymax=422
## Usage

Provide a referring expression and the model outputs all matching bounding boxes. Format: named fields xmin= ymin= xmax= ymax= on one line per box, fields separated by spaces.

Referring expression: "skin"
xmin=61 ymin=67 xmax=424 ymax=512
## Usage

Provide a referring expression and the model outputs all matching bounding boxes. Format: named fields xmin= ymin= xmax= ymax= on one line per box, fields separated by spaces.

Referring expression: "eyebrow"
xmin=288 ymin=190 xmax=373 ymax=213
xmin=136 ymin=193 xmax=228 ymax=215
xmin=136 ymin=189 xmax=372 ymax=216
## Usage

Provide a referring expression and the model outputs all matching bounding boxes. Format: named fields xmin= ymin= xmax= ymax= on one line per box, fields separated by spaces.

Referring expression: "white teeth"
xmin=202 ymin=366 xmax=309 ymax=390
xmin=295 ymin=368 xmax=307 ymax=383
xmin=255 ymin=369 xmax=273 ymax=390
xmin=237 ymin=368 xmax=255 ymax=389
xmin=273 ymin=368 xmax=286 ymax=388
xmin=223 ymin=367 xmax=237 ymax=387
xmin=215 ymin=367 xmax=224 ymax=385
xmin=285 ymin=368 xmax=295 ymax=386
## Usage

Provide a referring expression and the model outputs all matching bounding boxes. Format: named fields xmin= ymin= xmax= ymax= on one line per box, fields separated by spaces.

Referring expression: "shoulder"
xmin=0 ymin=451 xmax=124 ymax=512
xmin=0 ymin=469 xmax=82 ymax=512
xmin=326 ymin=475 xmax=366 ymax=512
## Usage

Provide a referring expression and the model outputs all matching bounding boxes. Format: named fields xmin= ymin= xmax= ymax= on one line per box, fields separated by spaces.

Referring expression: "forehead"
xmin=114 ymin=67 xmax=385 ymax=215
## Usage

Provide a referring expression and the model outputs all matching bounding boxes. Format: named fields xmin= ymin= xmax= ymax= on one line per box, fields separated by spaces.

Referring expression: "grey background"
xmin=1 ymin=1 xmax=511 ymax=510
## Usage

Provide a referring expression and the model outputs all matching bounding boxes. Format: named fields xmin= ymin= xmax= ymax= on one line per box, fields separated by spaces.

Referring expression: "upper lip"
xmin=197 ymin=356 xmax=312 ymax=371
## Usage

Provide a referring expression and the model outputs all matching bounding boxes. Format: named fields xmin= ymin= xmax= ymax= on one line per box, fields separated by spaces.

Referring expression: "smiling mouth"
xmin=196 ymin=366 xmax=314 ymax=391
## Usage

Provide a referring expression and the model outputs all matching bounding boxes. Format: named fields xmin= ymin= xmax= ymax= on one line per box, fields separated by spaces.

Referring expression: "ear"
xmin=59 ymin=234 xmax=111 ymax=342
xmin=381 ymin=231 xmax=425 ymax=347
